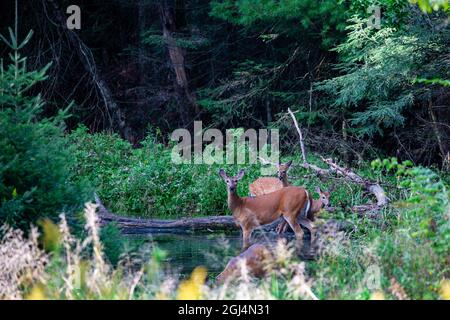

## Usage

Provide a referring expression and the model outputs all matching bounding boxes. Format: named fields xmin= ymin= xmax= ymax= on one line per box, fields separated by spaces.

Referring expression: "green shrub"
xmin=0 ymin=29 xmax=91 ymax=229
xmin=68 ymin=125 xmax=352 ymax=218
xmin=69 ymin=126 xmax=270 ymax=217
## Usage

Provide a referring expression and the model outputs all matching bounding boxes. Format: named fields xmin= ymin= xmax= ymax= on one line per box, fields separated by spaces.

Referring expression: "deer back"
xmin=249 ymin=177 xmax=284 ymax=196
xmin=238 ymin=186 xmax=309 ymax=226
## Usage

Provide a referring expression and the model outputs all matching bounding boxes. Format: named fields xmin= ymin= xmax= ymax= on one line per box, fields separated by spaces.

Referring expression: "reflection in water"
xmin=125 ymin=231 xmax=300 ymax=279
xmin=125 ymin=232 xmax=242 ymax=278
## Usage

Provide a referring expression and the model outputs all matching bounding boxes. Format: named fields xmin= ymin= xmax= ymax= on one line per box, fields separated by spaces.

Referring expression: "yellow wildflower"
xmin=440 ymin=279 xmax=450 ymax=300
xmin=25 ymin=284 xmax=47 ymax=300
xmin=370 ymin=290 xmax=385 ymax=300
xmin=177 ymin=266 xmax=207 ymax=300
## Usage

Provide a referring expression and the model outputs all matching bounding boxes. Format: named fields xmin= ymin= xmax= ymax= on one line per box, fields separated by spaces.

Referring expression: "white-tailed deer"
xmin=219 ymin=168 xmax=309 ymax=249
xmin=249 ymin=160 xmax=293 ymax=196
xmin=216 ymin=243 xmax=272 ymax=283
xmin=276 ymin=186 xmax=334 ymax=234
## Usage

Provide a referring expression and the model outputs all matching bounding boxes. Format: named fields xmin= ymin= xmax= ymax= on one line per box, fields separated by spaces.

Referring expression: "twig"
xmin=258 ymin=156 xmax=278 ymax=166
xmin=287 ymin=108 xmax=307 ymax=164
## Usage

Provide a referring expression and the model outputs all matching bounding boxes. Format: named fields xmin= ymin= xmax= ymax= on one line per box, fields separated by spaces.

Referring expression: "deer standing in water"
xmin=249 ymin=160 xmax=334 ymax=237
xmin=219 ymin=168 xmax=310 ymax=249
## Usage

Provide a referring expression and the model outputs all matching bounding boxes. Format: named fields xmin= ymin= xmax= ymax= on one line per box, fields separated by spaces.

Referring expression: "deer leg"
xmin=298 ymin=217 xmax=315 ymax=242
xmin=276 ymin=220 xmax=288 ymax=234
xmin=298 ymin=217 xmax=316 ymax=246
xmin=284 ymin=215 xmax=304 ymax=245
xmin=242 ymin=227 xmax=253 ymax=250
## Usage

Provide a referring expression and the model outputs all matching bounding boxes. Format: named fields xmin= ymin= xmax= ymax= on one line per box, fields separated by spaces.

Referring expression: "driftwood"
xmin=286 ymin=108 xmax=389 ymax=212
xmin=321 ymin=156 xmax=389 ymax=206
xmin=95 ymin=194 xmax=281 ymax=234
xmin=95 ymin=195 xmax=351 ymax=234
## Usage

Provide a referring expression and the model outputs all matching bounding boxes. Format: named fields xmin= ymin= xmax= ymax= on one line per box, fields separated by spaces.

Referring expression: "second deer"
xmin=249 ymin=160 xmax=293 ymax=196
xmin=219 ymin=168 xmax=309 ymax=249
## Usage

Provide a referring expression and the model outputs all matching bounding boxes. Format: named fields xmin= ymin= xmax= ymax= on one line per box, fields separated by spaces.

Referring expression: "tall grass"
xmin=0 ymin=203 xmax=316 ymax=300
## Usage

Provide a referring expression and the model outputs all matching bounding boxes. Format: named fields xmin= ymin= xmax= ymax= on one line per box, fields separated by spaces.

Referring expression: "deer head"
xmin=219 ymin=169 xmax=245 ymax=192
xmin=277 ymin=160 xmax=293 ymax=182
xmin=315 ymin=184 xmax=335 ymax=208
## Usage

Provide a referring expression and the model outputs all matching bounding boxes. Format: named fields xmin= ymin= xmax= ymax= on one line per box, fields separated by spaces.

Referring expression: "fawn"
xmin=219 ymin=168 xmax=309 ymax=249
xmin=249 ymin=160 xmax=293 ymax=196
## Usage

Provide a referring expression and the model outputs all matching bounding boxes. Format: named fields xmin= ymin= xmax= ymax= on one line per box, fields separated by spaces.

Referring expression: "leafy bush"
xmin=0 ymin=29 xmax=91 ymax=229
xmin=310 ymin=158 xmax=449 ymax=299
xmin=68 ymin=125 xmax=346 ymax=218
xmin=69 ymin=126 xmax=271 ymax=217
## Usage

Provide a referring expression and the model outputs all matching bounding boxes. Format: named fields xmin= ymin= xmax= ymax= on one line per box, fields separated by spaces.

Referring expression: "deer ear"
xmin=219 ymin=169 xmax=227 ymax=180
xmin=286 ymin=160 xmax=293 ymax=167
xmin=236 ymin=169 xmax=245 ymax=180
xmin=328 ymin=184 xmax=335 ymax=193
xmin=315 ymin=186 xmax=321 ymax=194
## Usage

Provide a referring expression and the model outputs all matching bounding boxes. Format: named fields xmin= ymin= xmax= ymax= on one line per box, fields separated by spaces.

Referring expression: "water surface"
xmin=124 ymin=230 xmax=299 ymax=279
xmin=125 ymin=232 xmax=243 ymax=278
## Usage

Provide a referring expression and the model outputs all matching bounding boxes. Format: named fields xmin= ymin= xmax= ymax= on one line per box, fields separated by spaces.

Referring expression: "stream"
xmin=124 ymin=230 xmax=302 ymax=279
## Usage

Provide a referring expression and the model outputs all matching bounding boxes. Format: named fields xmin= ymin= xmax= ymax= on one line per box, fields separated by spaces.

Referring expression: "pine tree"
xmin=0 ymin=27 xmax=91 ymax=229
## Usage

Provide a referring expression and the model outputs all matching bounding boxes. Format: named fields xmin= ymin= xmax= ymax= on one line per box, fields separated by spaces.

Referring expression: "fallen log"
xmin=95 ymin=194 xmax=282 ymax=233
xmin=95 ymin=195 xmax=352 ymax=235
xmin=101 ymin=213 xmax=239 ymax=233
xmin=320 ymin=156 xmax=389 ymax=206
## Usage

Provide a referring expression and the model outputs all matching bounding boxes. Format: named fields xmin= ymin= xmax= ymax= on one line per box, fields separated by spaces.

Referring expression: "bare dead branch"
xmin=285 ymin=109 xmax=390 ymax=210
xmin=287 ymin=108 xmax=307 ymax=164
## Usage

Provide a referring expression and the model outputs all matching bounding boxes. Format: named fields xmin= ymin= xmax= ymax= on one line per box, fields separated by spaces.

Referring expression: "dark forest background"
xmin=0 ymin=0 xmax=448 ymax=167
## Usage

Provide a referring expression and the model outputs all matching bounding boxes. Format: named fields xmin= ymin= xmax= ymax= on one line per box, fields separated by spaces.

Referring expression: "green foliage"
xmin=309 ymin=158 xmax=448 ymax=299
xmin=68 ymin=125 xmax=269 ymax=218
xmin=373 ymin=158 xmax=449 ymax=255
xmin=413 ymin=76 xmax=450 ymax=87
xmin=316 ymin=15 xmax=448 ymax=137
xmin=198 ymin=59 xmax=275 ymax=126
xmin=0 ymin=29 xmax=91 ymax=229
xmin=142 ymin=30 xmax=210 ymax=50
xmin=374 ymin=158 xmax=448 ymax=298
xmin=341 ymin=0 xmax=411 ymax=26
xmin=100 ymin=222 xmax=142 ymax=266
xmin=210 ymin=0 xmax=347 ymax=47
xmin=410 ymin=0 xmax=449 ymax=13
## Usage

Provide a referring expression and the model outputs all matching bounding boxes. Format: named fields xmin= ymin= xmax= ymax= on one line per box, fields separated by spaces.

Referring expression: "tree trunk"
xmin=137 ymin=0 xmax=147 ymax=85
xmin=45 ymin=0 xmax=131 ymax=140
xmin=266 ymin=98 xmax=272 ymax=124
xmin=428 ymin=99 xmax=449 ymax=169
xmin=159 ymin=1 xmax=197 ymax=126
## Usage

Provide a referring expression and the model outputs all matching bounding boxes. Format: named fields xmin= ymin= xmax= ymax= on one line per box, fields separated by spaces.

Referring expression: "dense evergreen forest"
xmin=1 ymin=0 xmax=449 ymax=164
xmin=0 ymin=0 xmax=449 ymax=301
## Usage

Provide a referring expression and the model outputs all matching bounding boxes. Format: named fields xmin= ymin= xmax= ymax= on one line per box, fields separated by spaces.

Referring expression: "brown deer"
xmin=216 ymin=243 xmax=272 ymax=283
xmin=249 ymin=160 xmax=293 ymax=196
xmin=248 ymin=160 xmax=325 ymax=238
xmin=276 ymin=186 xmax=334 ymax=235
xmin=219 ymin=168 xmax=309 ymax=249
